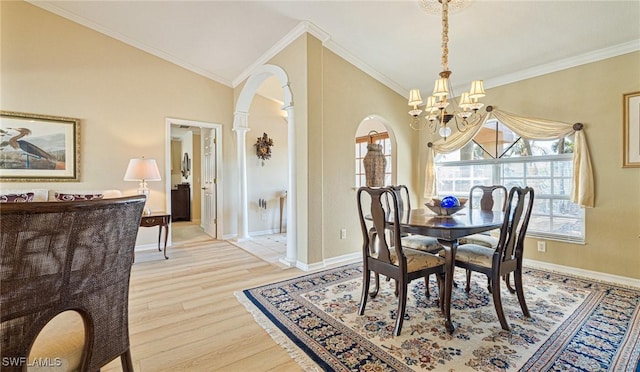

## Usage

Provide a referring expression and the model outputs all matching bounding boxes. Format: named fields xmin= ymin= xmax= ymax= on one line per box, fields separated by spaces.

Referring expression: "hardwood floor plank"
xmin=101 ymin=239 xmax=307 ymax=371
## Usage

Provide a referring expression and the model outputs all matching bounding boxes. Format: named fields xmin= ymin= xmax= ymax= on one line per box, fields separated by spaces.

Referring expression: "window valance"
xmin=424 ymin=107 xmax=594 ymax=208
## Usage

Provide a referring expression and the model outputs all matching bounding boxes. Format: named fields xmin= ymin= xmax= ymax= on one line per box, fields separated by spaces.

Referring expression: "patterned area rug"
xmin=237 ymin=264 xmax=640 ymax=371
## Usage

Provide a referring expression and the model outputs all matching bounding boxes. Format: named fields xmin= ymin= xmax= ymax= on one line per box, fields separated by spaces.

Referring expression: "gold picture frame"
xmin=0 ymin=111 xmax=80 ymax=181
xmin=623 ymin=91 xmax=640 ymax=168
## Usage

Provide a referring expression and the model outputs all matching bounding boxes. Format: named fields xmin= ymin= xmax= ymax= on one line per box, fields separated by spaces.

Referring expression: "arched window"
xmin=355 ymin=131 xmax=391 ymax=187
xmin=435 ymin=119 xmax=584 ymax=243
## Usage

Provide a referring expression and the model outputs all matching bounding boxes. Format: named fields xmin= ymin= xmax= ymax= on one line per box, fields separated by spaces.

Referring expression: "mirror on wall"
xmin=181 ymin=152 xmax=190 ymax=179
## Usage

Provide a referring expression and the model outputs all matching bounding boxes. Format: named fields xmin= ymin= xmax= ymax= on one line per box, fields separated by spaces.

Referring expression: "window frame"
xmin=435 ymin=151 xmax=585 ymax=244
xmin=355 ymin=132 xmax=391 ymax=187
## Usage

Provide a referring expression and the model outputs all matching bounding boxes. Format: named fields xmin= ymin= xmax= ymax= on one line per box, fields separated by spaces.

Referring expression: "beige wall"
xmin=320 ymin=47 xmax=420 ymax=261
xmin=420 ymin=52 xmax=640 ymax=279
xmin=1 ymin=2 xmax=233 ymax=245
xmin=246 ymin=95 xmax=288 ymax=233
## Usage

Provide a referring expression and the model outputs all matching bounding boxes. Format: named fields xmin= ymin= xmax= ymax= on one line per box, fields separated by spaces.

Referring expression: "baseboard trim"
xmin=297 ymin=252 xmax=361 ymax=272
xmin=134 ymin=243 xmax=158 ymax=251
xmin=251 ymin=229 xmax=281 ymax=236
xmin=524 ymin=259 xmax=640 ymax=289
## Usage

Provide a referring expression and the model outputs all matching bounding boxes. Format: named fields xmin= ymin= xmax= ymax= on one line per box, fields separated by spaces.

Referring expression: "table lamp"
xmin=123 ymin=157 xmax=161 ymax=215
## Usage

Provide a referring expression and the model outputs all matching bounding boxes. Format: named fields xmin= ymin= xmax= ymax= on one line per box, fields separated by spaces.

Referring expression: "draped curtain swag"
xmin=424 ymin=108 xmax=594 ymax=208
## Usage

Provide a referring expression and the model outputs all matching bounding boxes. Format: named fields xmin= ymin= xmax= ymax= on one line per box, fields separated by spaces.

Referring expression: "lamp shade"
xmin=458 ymin=92 xmax=472 ymax=109
xmin=433 ymin=78 xmax=449 ymax=97
xmin=425 ymin=96 xmax=438 ymax=113
xmin=408 ymin=89 xmax=423 ymax=106
xmin=123 ymin=158 xmax=161 ymax=181
xmin=469 ymin=80 xmax=486 ymax=99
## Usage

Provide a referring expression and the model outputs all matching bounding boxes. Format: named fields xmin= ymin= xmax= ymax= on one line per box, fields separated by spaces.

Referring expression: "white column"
xmin=280 ymin=105 xmax=297 ymax=266
xmin=233 ymin=111 xmax=250 ymax=241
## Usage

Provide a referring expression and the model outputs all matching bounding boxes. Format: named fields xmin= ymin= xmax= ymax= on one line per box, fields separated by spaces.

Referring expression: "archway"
xmin=233 ymin=64 xmax=297 ymax=267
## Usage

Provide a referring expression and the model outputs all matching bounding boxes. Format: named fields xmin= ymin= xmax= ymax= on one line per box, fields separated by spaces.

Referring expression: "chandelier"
xmin=408 ymin=0 xmax=486 ymax=140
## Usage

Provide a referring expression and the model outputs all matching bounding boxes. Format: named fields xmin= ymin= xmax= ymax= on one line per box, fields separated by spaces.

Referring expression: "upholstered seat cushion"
xmin=373 ymin=248 xmax=445 ymax=272
xmin=30 ymin=310 xmax=85 ymax=372
xmin=454 ymin=243 xmax=495 ymax=268
xmin=458 ymin=233 xmax=499 ymax=248
xmin=401 ymin=234 xmax=442 ymax=253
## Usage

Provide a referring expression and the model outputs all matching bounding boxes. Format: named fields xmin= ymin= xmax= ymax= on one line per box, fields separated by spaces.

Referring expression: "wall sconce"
xmin=123 ymin=157 xmax=161 ymax=215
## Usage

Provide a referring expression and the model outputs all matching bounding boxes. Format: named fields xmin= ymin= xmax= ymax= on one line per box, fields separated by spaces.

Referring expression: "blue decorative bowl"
xmin=425 ymin=197 xmax=467 ymax=216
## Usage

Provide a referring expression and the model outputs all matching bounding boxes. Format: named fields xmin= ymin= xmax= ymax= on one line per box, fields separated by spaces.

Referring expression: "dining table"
xmin=400 ymin=207 xmax=504 ymax=333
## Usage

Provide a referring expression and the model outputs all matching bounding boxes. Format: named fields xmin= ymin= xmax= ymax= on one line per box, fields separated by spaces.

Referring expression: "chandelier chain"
xmin=441 ymin=0 xmax=449 ymax=72
xmin=408 ymin=0 xmax=486 ymax=139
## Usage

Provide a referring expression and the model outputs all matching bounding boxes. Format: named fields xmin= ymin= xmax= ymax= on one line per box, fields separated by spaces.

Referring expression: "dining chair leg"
xmin=490 ymin=274 xmax=509 ymax=331
xmin=514 ymin=267 xmax=530 ymax=317
xmin=465 ymin=270 xmax=472 ymax=292
xmin=437 ymin=273 xmax=445 ymax=311
xmin=370 ymin=273 xmax=380 ymax=297
xmin=394 ymin=279 xmax=408 ymax=336
xmin=504 ymin=273 xmax=516 ymax=294
xmin=121 ymin=349 xmax=134 ymax=372
xmin=424 ymin=275 xmax=430 ymax=298
xmin=359 ymin=269 xmax=371 ymax=315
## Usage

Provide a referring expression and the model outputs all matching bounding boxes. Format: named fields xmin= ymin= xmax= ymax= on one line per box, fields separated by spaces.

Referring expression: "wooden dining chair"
xmin=379 ymin=185 xmax=443 ymax=297
xmin=458 ymin=185 xmax=508 ymax=249
xmin=386 ymin=185 xmax=442 ymax=254
xmin=357 ymin=186 xmax=445 ymax=336
xmin=457 ymin=184 xmax=515 ymax=292
xmin=453 ymin=186 xmax=535 ymax=331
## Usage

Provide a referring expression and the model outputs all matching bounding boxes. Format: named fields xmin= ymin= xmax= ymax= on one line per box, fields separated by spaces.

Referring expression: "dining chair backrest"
xmin=495 ymin=186 xmax=535 ymax=266
xmin=357 ymin=186 xmax=402 ymax=266
xmin=469 ymin=185 xmax=508 ymax=211
xmin=0 ymin=196 xmax=146 ymax=372
xmin=385 ymin=185 xmax=411 ymax=223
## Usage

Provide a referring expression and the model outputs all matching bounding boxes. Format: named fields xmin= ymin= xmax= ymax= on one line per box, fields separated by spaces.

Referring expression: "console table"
xmin=140 ymin=213 xmax=170 ymax=259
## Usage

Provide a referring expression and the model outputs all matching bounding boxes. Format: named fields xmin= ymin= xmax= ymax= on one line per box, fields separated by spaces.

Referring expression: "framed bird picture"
xmin=0 ymin=111 xmax=80 ymax=181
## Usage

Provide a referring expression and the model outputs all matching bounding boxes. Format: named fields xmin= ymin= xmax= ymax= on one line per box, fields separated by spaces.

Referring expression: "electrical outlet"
xmin=340 ymin=228 xmax=347 ymax=240
xmin=537 ymin=241 xmax=546 ymax=253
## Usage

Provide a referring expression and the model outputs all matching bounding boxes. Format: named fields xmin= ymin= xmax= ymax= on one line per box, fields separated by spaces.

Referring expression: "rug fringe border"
xmin=234 ymin=291 xmax=321 ymax=372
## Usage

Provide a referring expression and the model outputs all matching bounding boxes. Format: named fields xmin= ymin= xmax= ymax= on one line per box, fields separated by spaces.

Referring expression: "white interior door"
xmin=201 ymin=128 xmax=217 ymax=237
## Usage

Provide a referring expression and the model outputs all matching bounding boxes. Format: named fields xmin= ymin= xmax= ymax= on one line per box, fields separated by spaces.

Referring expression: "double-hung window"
xmin=434 ymin=120 xmax=585 ymax=243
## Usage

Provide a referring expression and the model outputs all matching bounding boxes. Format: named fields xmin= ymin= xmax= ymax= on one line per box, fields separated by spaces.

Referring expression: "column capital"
xmin=233 ymin=111 xmax=250 ymax=132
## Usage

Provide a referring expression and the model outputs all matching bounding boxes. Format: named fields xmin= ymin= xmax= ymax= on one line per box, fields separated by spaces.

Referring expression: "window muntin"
xmin=434 ymin=122 xmax=584 ymax=243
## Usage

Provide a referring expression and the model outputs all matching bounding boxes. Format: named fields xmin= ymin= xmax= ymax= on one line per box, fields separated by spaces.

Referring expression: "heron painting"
xmin=0 ymin=111 xmax=79 ymax=181
xmin=1 ymin=128 xmax=64 ymax=169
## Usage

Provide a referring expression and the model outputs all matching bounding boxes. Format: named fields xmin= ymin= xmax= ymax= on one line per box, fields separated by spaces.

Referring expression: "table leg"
xmin=163 ymin=224 xmax=169 ymax=260
xmin=439 ymin=239 xmax=458 ymax=334
xmin=157 ymin=225 xmax=162 ymax=252
xmin=279 ymin=196 xmax=285 ymax=234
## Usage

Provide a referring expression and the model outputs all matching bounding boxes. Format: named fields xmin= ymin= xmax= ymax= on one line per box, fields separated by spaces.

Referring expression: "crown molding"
xmin=483 ymin=40 xmax=640 ymax=90
xmin=234 ymin=20 xmax=407 ymax=98
xmin=232 ymin=21 xmax=330 ymax=87
xmin=232 ymin=21 xmax=408 ymax=96
xmin=28 ymin=1 xmax=232 ymax=86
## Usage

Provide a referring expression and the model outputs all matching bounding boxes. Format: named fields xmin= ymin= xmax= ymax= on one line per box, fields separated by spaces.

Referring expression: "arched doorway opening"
xmin=233 ymin=64 xmax=297 ymax=267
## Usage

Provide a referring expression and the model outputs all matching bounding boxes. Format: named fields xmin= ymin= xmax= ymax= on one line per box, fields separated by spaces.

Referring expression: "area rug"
xmin=236 ymin=264 xmax=640 ymax=371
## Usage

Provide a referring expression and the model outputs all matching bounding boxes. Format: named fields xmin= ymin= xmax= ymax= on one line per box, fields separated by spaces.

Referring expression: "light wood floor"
xmin=102 ymin=238 xmax=307 ymax=372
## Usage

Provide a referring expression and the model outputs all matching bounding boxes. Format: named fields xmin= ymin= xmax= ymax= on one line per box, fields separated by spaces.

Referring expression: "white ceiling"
xmin=31 ymin=1 xmax=640 ymax=101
